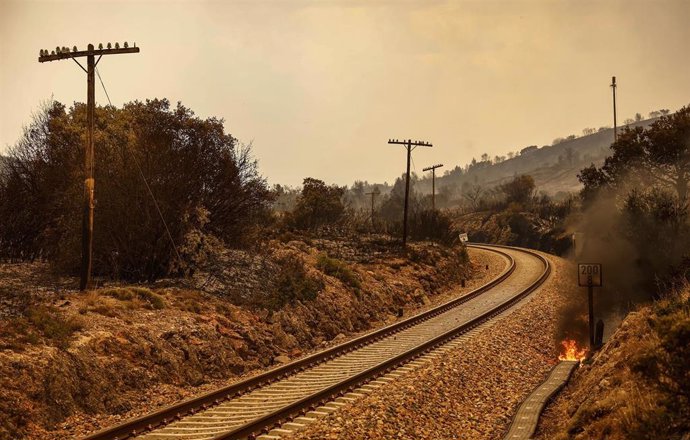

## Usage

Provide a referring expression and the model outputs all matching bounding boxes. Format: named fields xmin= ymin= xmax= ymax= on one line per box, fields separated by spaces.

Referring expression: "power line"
xmin=95 ymin=67 xmax=112 ymax=106
xmin=95 ymin=66 xmax=183 ymax=267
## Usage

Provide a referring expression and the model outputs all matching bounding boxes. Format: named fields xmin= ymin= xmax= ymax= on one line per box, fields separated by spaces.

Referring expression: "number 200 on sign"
xmin=578 ymin=263 xmax=602 ymax=287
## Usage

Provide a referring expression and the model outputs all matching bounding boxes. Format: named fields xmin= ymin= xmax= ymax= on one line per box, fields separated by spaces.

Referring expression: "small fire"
xmin=558 ymin=339 xmax=588 ymax=362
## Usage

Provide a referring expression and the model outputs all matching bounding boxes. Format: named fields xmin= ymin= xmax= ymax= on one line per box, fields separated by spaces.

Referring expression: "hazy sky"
xmin=1 ymin=0 xmax=689 ymax=186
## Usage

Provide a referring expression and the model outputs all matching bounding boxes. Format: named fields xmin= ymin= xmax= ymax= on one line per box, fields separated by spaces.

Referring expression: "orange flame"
xmin=558 ymin=339 xmax=588 ymax=362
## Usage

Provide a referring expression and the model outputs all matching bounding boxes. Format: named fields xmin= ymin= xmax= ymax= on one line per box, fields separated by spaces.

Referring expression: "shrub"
xmin=101 ymin=286 xmax=166 ymax=310
xmin=408 ymin=209 xmax=458 ymax=245
xmin=27 ymin=306 xmax=83 ymax=349
xmin=248 ymin=255 xmax=324 ymax=311
xmin=316 ymin=254 xmax=361 ymax=290
xmin=288 ymin=178 xmax=345 ymax=230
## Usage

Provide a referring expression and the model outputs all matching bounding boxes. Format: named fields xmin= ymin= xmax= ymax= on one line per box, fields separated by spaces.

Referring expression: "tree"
xmin=500 ymin=175 xmax=536 ymax=207
xmin=635 ymin=112 xmax=643 ymax=122
xmin=463 ymin=184 xmax=483 ymax=210
xmin=379 ymin=173 xmax=418 ymax=223
xmin=579 ymin=106 xmax=690 ymax=202
xmin=289 ymin=178 xmax=345 ymax=229
xmin=624 ymin=118 xmax=635 ymax=125
xmin=0 ymin=99 xmax=272 ymax=279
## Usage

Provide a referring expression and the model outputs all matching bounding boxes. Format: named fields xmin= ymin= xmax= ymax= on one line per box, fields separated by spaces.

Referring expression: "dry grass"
xmin=316 ymin=253 xmax=361 ymax=290
xmin=0 ymin=306 xmax=83 ymax=350
xmin=537 ymin=287 xmax=690 ymax=440
xmin=99 ymin=287 xmax=166 ymax=310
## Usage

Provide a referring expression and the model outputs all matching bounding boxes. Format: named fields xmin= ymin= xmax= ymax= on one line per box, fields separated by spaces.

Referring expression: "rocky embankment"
xmin=0 ymin=238 xmax=496 ymax=440
xmin=535 ymin=288 xmax=690 ymax=440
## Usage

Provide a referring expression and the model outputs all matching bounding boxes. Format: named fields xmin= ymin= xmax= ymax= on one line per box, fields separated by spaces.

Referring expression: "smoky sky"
xmin=1 ymin=0 xmax=689 ymax=186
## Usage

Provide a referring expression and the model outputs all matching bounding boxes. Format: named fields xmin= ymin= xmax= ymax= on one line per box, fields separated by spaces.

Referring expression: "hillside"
xmin=414 ymin=118 xmax=658 ymax=198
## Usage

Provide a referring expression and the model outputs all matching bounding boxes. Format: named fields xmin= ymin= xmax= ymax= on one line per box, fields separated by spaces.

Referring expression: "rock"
xmin=274 ymin=355 xmax=290 ymax=364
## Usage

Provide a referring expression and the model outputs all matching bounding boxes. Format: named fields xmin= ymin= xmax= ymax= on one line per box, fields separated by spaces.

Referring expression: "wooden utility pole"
xmin=387 ymin=139 xmax=433 ymax=245
xmin=611 ymin=76 xmax=618 ymax=142
xmin=422 ymin=163 xmax=444 ymax=210
xmin=365 ymin=188 xmax=380 ymax=230
xmin=38 ymin=42 xmax=140 ymax=290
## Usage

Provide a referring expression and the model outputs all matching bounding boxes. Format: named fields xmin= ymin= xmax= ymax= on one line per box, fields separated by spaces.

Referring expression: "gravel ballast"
xmin=288 ymin=253 xmax=572 ymax=440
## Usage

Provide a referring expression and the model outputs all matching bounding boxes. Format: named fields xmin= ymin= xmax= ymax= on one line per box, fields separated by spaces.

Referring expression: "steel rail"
xmin=210 ymin=245 xmax=550 ymax=440
xmin=81 ymin=245 xmax=519 ymax=440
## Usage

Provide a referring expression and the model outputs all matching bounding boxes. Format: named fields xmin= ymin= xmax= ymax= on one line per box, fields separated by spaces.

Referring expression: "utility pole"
xmin=422 ymin=163 xmax=444 ymax=210
xmin=365 ymin=188 xmax=380 ymax=230
xmin=387 ymin=138 xmax=433 ymax=245
xmin=38 ymin=42 xmax=140 ymax=290
xmin=611 ymin=76 xmax=618 ymax=142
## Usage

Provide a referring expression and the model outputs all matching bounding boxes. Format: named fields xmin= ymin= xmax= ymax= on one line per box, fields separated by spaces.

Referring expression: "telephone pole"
xmin=365 ymin=188 xmax=380 ymax=230
xmin=38 ymin=42 xmax=140 ymax=290
xmin=387 ymin=138 xmax=433 ymax=245
xmin=422 ymin=163 xmax=444 ymax=210
xmin=611 ymin=76 xmax=618 ymax=142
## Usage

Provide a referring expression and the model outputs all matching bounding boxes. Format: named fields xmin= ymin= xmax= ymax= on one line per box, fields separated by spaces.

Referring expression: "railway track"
xmin=82 ymin=244 xmax=550 ymax=440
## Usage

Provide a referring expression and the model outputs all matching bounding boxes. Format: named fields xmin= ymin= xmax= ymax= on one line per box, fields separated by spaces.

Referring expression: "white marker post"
xmin=578 ymin=263 xmax=602 ymax=349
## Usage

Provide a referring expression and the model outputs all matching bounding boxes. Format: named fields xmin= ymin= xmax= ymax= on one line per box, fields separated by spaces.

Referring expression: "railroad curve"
xmin=81 ymin=244 xmax=549 ymax=440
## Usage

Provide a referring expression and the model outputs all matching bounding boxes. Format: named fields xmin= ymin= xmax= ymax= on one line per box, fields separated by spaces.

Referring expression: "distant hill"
xmin=415 ymin=118 xmax=658 ymax=199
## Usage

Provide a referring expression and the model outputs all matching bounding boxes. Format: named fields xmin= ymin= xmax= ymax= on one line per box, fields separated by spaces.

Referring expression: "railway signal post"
xmin=388 ymin=138 xmax=433 ymax=245
xmin=422 ymin=163 xmax=444 ymax=210
xmin=578 ymin=263 xmax=603 ymax=349
xmin=38 ymin=42 xmax=140 ymax=290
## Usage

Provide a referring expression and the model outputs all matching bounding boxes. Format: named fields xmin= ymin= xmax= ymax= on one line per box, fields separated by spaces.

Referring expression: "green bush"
xmin=255 ymin=255 xmax=324 ymax=311
xmin=316 ymin=254 xmax=361 ymax=290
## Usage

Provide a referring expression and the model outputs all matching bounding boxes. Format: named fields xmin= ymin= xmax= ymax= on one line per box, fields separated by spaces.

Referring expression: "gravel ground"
xmin=288 ymin=253 xmax=573 ymax=440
